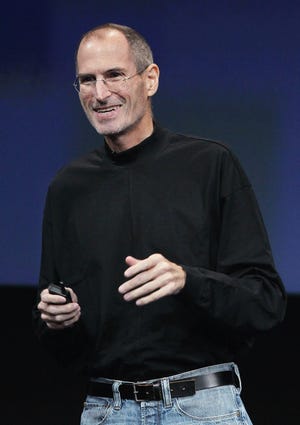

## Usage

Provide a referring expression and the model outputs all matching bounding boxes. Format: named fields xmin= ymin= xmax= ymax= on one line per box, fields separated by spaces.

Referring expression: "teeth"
xmin=98 ymin=108 xmax=115 ymax=113
xmin=94 ymin=104 xmax=122 ymax=113
xmin=95 ymin=105 xmax=121 ymax=113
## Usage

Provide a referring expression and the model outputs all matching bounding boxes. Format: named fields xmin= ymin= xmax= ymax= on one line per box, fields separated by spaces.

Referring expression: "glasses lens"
xmin=105 ymin=78 xmax=123 ymax=91
xmin=73 ymin=72 xmax=139 ymax=94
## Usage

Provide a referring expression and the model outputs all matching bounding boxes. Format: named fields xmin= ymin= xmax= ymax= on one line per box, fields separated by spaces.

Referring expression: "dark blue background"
xmin=1 ymin=1 xmax=299 ymax=292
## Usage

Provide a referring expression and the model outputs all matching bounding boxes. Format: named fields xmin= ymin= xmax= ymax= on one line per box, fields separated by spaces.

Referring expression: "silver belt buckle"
xmin=133 ymin=383 xmax=156 ymax=402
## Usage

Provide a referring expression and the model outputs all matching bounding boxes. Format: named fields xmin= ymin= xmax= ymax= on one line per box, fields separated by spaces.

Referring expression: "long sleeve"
xmin=32 ymin=189 xmax=90 ymax=368
xmin=181 ymin=150 xmax=286 ymax=335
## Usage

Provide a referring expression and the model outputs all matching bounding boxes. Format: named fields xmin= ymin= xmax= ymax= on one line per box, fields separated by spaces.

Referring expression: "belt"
xmin=88 ymin=370 xmax=239 ymax=402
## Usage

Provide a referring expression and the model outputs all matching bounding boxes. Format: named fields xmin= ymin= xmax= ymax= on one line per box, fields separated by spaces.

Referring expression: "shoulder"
xmin=159 ymin=125 xmax=251 ymax=190
xmin=47 ymin=149 xmax=103 ymax=196
xmin=158 ymin=125 xmax=230 ymax=153
xmin=160 ymin=125 xmax=240 ymax=164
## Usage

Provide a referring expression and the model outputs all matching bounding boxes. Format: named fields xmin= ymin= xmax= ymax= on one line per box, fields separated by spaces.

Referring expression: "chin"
xmin=93 ymin=121 xmax=128 ymax=137
xmin=95 ymin=126 xmax=122 ymax=136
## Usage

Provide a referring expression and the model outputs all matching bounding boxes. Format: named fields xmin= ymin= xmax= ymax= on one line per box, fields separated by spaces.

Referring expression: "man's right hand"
xmin=38 ymin=288 xmax=81 ymax=330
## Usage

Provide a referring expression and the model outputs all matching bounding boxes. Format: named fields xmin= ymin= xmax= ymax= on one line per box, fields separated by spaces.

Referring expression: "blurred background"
xmin=1 ymin=1 xmax=299 ymax=424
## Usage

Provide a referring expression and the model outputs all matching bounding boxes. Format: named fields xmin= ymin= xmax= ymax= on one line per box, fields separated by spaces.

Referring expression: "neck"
xmin=104 ymin=116 xmax=154 ymax=153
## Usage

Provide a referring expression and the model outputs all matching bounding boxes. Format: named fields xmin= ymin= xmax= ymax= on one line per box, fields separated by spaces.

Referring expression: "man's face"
xmin=76 ymin=30 xmax=152 ymax=140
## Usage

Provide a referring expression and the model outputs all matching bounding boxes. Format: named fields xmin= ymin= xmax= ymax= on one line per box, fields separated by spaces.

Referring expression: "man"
xmin=33 ymin=23 xmax=286 ymax=424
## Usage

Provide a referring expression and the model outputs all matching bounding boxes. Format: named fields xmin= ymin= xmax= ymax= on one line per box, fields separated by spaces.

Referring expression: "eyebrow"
xmin=77 ymin=67 xmax=127 ymax=78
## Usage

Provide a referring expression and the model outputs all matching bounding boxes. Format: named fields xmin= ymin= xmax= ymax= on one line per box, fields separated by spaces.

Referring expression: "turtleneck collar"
xmin=103 ymin=122 xmax=167 ymax=165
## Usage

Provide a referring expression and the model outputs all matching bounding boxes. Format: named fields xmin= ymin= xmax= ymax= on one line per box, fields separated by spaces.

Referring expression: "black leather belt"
xmin=88 ymin=370 xmax=239 ymax=402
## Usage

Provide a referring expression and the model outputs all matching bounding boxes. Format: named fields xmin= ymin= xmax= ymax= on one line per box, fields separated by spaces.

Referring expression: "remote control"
xmin=48 ymin=281 xmax=72 ymax=303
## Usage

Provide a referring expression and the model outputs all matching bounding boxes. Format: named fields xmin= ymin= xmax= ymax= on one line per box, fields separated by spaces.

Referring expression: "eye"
xmin=79 ymin=75 xmax=95 ymax=85
xmin=106 ymin=71 xmax=124 ymax=81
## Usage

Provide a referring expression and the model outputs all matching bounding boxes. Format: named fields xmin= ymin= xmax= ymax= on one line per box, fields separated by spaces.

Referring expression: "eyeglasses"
xmin=73 ymin=66 xmax=149 ymax=94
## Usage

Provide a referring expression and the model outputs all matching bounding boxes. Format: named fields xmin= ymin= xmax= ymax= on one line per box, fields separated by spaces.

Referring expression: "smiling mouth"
xmin=94 ymin=105 xmax=122 ymax=113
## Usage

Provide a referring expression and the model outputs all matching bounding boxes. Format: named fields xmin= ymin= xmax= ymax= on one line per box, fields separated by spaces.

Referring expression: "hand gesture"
xmin=118 ymin=253 xmax=186 ymax=306
xmin=38 ymin=287 xmax=81 ymax=329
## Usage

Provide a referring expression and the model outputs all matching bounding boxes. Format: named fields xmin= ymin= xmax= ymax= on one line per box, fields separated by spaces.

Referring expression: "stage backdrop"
xmin=1 ymin=1 xmax=299 ymax=293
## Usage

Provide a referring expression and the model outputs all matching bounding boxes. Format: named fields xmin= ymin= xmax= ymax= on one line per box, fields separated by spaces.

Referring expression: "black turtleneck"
xmin=32 ymin=124 xmax=286 ymax=381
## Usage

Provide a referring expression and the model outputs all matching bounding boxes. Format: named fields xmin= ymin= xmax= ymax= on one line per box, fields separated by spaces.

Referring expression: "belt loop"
xmin=160 ymin=378 xmax=172 ymax=408
xmin=232 ymin=363 xmax=242 ymax=393
xmin=112 ymin=381 xmax=122 ymax=410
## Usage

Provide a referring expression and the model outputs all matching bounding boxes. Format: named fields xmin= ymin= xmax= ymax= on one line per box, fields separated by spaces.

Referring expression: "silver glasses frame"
xmin=73 ymin=65 xmax=149 ymax=94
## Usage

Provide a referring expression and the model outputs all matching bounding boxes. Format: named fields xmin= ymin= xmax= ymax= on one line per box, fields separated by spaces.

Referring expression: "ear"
xmin=145 ymin=63 xmax=159 ymax=97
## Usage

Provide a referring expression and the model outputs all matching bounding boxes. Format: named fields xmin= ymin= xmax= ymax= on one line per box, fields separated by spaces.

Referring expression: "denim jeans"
xmin=80 ymin=362 xmax=253 ymax=424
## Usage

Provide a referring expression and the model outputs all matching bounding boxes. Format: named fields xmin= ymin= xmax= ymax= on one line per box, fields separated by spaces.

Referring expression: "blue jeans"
xmin=80 ymin=362 xmax=253 ymax=424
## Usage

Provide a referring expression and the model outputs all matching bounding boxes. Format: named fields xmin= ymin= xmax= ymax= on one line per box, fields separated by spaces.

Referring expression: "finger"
xmin=40 ymin=287 xmax=77 ymax=304
xmin=124 ymin=259 xmax=148 ymax=278
xmin=41 ymin=306 xmax=81 ymax=325
xmin=41 ymin=309 xmax=79 ymax=324
xmin=125 ymin=271 xmax=179 ymax=302
xmin=41 ymin=292 xmax=71 ymax=305
xmin=39 ymin=300 xmax=79 ymax=315
xmin=120 ymin=257 xmax=171 ymax=294
xmin=124 ymin=253 xmax=161 ymax=278
xmin=119 ymin=266 xmax=161 ymax=294
xmin=125 ymin=256 xmax=140 ymax=267
xmin=122 ymin=280 xmax=158 ymax=301
xmin=46 ymin=310 xmax=81 ymax=329
xmin=135 ymin=284 xmax=174 ymax=306
xmin=65 ymin=287 xmax=78 ymax=303
xmin=124 ymin=269 xmax=185 ymax=304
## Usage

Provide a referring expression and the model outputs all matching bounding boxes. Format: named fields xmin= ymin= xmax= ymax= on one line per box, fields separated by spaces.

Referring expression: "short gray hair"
xmin=75 ymin=23 xmax=154 ymax=72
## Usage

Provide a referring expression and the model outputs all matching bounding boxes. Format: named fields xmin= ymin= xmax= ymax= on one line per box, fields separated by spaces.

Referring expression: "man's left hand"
xmin=118 ymin=254 xmax=186 ymax=306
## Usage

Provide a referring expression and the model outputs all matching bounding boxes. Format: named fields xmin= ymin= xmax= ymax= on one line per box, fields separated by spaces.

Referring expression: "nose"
xmin=94 ymin=79 xmax=112 ymax=100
